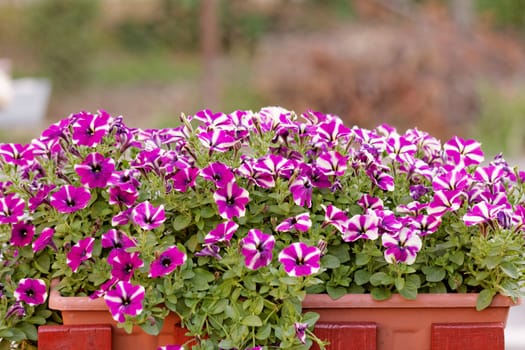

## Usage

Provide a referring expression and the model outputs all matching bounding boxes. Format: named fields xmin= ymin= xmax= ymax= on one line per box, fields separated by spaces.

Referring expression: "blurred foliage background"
xmin=1 ymin=0 xmax=525 ymax=160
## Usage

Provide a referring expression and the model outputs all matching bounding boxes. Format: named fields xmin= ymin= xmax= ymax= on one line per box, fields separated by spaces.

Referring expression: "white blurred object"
xmin=0 ymin=59 xmax=13 ymax=110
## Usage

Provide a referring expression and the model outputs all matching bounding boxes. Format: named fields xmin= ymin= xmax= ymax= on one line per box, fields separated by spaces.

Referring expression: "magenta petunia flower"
xmin=275 ymin=213 xmax=312 ymax=233
xmin=427 ymin=190 xmax=463 ymax=216
xmin=107 ymin=249 xmax=144 ymax=282
xmin=112 ymin=208 xmax=133 ymax=226
xmin=75 ymin=152 xmax=115 ymax=188
xmin=408 ymin=214 xmax=441 ymax=236
xmin=289 ymin=176 xmax=313 ymax=208
xmin=131 ymin=201 xmax=166 ymax=230
xmin=343 ymin=213 xmax=379 ymax=242
xmin=157 ymin=346 xmax=185 ymax=350
xmin=50 ymin=185 xmax=91 ymax=214
xmin=14 ymin=278 xmax=47 ymax=306
xmin=357 ymin=194 xmax=384 ymax=211
xmin=0 ymin=194 xmax=25 ymax=224
xmin=382 ymin=228 xmax=422 ymax=265
xmin=444 ymin=136 xmax=484 ymax=167
xmin=240 ymin=229 xmax=275 ymax=270
xmin=71 ymin=111 xmax=111 ymax=147
xmin=10 ymin=222 xmax=35 ymax=247
xmin=278 ymin=242 xmax=321 ymax=277
xmin=316 ymin=151 xmax=348 ymax=176
xmin=108 ymin=184 xmax=139 ymax=207
xmin=0 ymin=143 xmax=34 ymax=167
xmin=204 ymin=221 xmax=239 ymax=245
xmin=213 ymin=181 xmax=250 ymax=219
xmin=295 ymin=322 xmax=309 ymax=344
xmin=200 ymin=162 xmax=235 ymax=188
xmin=171 ymin=167 xmax=200 ymax=192
xmin=67 ymin=237 xmax=95 ymax=272
xmin=463 ymin=202 xmax=506 ymax=227
xmin=32 ymin=227 xmax=56 ymax=252
xmin=197 ymin=129 xmax=236 ymax=153
xmin=321 ymin=204 xmax=350 ymax=234
xmin=149 ymin=246 xmax=187 ymax=278
xmin=104 ymin=281 xmax=145 ymax=322
xmin=101 ymin=229 xmax=136 ymax=249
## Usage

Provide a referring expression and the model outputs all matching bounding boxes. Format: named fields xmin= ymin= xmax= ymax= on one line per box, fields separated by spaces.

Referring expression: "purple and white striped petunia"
xmin=0 ymin=143 xmax=34 ymax=167
xmin=427 ymin=190 xmax=463 ymax=216
xmin=289 ymin=176 xmax=313 ymax=208
xmin=71 ymin=111 xmax=111 ymax=147
xmin=171 ymin=167 xmax=200 ymax=192
xmin=131 ymin=201 xmax=166 ymax=230
xmin=107 ymin=249 xmax=144 ymax=282
xmin=200 ymin=162 xmax=235 ymax=188
xmin=204 ymin=221 xmax=239 ymax=245
xmin=316 ymin=150 xmax=348 ymax=177
xmin=240 ymin=229 xmax=275 ymax=270
xmin=463 ymin=202 xmax=506 ymax=226
xmin=197 ymin=129 xmax=236 ymax=153
xmin=321 ymin=204 xmax=350 ymax=234
xmin=275 ymin=213 xmax=312 ymax=233
xmin=343 ymin=213 xmax=379 ymax=242
xmin=108 ymin=184 xmax=139 ymax=207
xmin=10 ymin=222 xmax=35 ymax=247
xmin=104 ymin=281 xmax=145 ymax=323
xmin=32 ymin=227 xmax=56 ymax=252
xmin=101 ymin=229 xmax=136 ymax=249
xmin=0 ymin=194 xmax=25 ymax=224
xmin=213 ymin=181 xmax=250 ymax=219
xmin=14 ymin=278 xmax=47 ymax=306
xmin=50 ymin=185 xmax=91 ymax=214
xmin=408 ymin=214 xmax=442 ymax=236
xmin=278 ymin=242 xmax=321 ymax=277
xmin=67 ymin=237 xmax=95 ymax=272
xmin=75 ymin=152 xmax=115 ymax=188
xmin=294 ymin=322 xmax=309 ymax=344
xmin=149 ymin=246 xmax=187 ymax=278
xmin=382 ymin=227 xmax=422 ymax=265
xmin=443 ymin=136 xmax=484 ymax=167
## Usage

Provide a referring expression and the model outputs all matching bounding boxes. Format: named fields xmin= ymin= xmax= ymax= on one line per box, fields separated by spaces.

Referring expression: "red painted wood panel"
xmin=431 ymin=322 xmax=504 ymax=350
xmin=38 ymin=324 xmax=112 ymax=350
xmin=311 ymin=322 xmax=376 ymax=350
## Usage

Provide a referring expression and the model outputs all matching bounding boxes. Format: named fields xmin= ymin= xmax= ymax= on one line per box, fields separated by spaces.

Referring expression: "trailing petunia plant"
xmin=0 ymin=107 xmax=524 ymax=349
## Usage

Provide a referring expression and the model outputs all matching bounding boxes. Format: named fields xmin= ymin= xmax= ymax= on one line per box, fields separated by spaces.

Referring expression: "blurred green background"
xmin=1 ymin=0 xmax=525 ymax=160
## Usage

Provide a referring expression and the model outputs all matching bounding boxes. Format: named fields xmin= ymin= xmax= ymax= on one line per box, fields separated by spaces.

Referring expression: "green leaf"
xmin=140 ymin=317 xmax=163 ymax=336
xmin=255 ymin=323 xmax=271 ymax=340
xmin=354 ymin=269 xmax=371 ymax=285
xmin=422 ymin=266 xmax=446 ymax=282
xmin=241 ymin=315 xmax=262 ymax=327
xmin=448 ymin=251 xmax=464 ymax=265
xmin=369 ymin=272 xmax=394 ymax=286
xmin=302 ymin=311 xmax=321 ymax=326
xmin=172 ymin=215 xmax=192 ymax=231
xmin=500 ymin=262 xmax=519 ymax=279
xmin=394 ymin=277 xmax=405 ymax=291
xmin=477 ymin=289 xmax=496 ymax=311
xmin=370 ymin=287 xmax=391 ymax=301
xmin=34 ymin=253 xmax=51 ymax=274
xmin=326 ymin=285 xmax=347 ymax=300
xmin=321 ymin=254 xmax=340 ymax=269
xmin=355 ymin=252 xmax=370 ymax=266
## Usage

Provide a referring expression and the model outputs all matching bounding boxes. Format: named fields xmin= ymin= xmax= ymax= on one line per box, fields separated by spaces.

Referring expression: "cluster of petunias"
xmin=0 ymin=106 xmax=524 ymax=349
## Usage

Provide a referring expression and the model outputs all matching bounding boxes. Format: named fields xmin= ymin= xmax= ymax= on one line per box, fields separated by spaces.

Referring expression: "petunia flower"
xmin=14 ymin=278 xmax=47 ymax=306
xmin=382 ymin=227 xmax=422 ymax=265
xmin=171 ymin=167 xmax=200 ymax=192
xmin=157 ymin=346 xmax=185 ymax=350
xmin=101 ymin=229 xmax=136 ymax=249
xmin=108 ymin=183 xmax=139 ymax=207
xmin=240 ymin=229 xmax=275 ymax=270
xmin=443 ymin=136 xmax=484 ymax=167
xmin=289 ymin=176 xmax=313 ymax=208
xmin=0 ymin=194 xmax=25 ymax=224
xmin=295 ymin=322 xmax=309 ymax=344
xmin=463 ymin=202 xmax=506 ymax=227
xmin=132 ymin=201 xmax=166 ymax=230
xmin=0 ymin=143 xmax=34 ymax=167
xmin=204 ymin=221 xmax=239 ymax=245
xmin=50 ymin=185 xmax=91 ymax=214
xmin=316 ymin=150 xmax=348 ymax=177
xmin=75 ymin=152 xmax=115 ymax=188
xmin=213 ymin=181 xmax=250 ymax=219
xmin=343 ymin=213 xmax=379 ymax=242
xmin=278 ymin=242 xmax=321 ymax=277
xmin=321 ymin=204 xmax=350 ymax=234
xmin=10 ymin=222 xmax=35 ymax=247
xmin=71 ymin=110 xmax=111 ymax=147
xmin=67 ymin=237 xmax=95 ymax=272
xmin=32 ymin=227 xmax=56 ymax=252
xmin=149 ymin=246 xmax=187 ymax=278
xmin=104 ymin=281 xmax=145 ymax=323
xmin=275 ymin=213 xmax=312 ymax=233
xmin=200 ymin=162 xmax=235 ymax=188
xmin=107 ymin=250 xmax=144 ymax=282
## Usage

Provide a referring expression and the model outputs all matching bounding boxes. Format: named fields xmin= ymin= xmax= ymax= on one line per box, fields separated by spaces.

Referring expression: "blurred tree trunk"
xmin=200 ymin=0 xmax=220 ymax=110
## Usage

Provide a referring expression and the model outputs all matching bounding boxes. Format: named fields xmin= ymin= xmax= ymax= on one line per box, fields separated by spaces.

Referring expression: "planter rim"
xmin=49 ymin=280 xmax=107 ymax=311
xmin=302 ymin=293 xmax=521 ymax=309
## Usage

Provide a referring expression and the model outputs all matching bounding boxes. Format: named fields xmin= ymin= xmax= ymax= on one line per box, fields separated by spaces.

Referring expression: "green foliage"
xmin=25 ymin=0 xmax=100 ymax=89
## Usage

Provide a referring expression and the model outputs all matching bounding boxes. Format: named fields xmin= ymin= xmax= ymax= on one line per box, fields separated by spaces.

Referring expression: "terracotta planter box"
xmin=302 ymin=293 xmax=519 ymax=350
xmin=46 ymin=283 xmax=190 ymax=350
